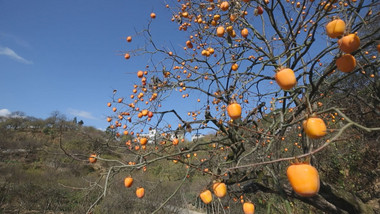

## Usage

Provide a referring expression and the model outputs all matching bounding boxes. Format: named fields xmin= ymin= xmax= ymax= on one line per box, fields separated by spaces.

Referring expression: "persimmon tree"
xmin=86 ymin=0 xmax=379 ymax=213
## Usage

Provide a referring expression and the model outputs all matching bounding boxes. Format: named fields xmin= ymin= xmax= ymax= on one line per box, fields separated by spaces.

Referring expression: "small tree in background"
xmin=87 ymin=1 xmax=379 ymax=213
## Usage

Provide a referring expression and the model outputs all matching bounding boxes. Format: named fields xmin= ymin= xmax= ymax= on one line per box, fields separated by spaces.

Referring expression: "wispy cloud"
xmin=68 ymin=108 xmax=97 ymax=120
xmin=0 ymin=32 xmax=31 ymax=48
xmin=0 ymin=46 xmax=33 ymax=64
xmin=0 ymin=109 xmax=11 ymax=117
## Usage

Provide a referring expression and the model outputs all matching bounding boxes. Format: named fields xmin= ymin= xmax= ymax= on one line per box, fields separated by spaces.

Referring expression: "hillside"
xmin=0 ymin=113 xmax=107 ymax=213
xmin=0 ymin=108 xmax=379 ymax=213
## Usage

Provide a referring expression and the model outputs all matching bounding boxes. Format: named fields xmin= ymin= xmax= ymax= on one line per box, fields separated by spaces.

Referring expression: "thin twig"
xmin=151 ymin=167 xmax=190 ymax=214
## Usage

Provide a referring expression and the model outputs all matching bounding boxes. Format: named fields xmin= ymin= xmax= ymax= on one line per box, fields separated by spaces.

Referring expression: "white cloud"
xmin=0 ymin=109 xmax=11 ymax=117
xmin=68 ymin=108 xmax=97 ymax=120
xmin=0 ymin=32 xmax=31 ymax=48
xmin=0 ymin=46 xmax=33 ymax=64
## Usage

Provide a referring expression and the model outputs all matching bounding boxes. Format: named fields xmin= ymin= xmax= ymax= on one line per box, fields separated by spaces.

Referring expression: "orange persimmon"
xmin=326 ymin=19 xmax=345 ymax=38
xmin=213 ymin=182 xmax=227 ymax=198
xmin=172 ymin=138 xmax=179 ymax=145
xmin=140 ymin=137 xmax=148 ymax=145
xmin=217 ymin=26 xmax=225 ymax=37
xmin=136 ymin=187 xmax=145 ymax=198
xmin=336 ymin=54 xmax=356 ymax=73
xmin=287 ymin=163 xmax=320 ymax=197
xmin=227 ymin=103 xmax=242 ymax=120
xmin=137 ymin=70 xmax=144 ymax=78
xmin=200 ymin=190 xmax=213 ymax=204
xmin=338 ymin=33 xmax=360 ymax=53
xmin=241 ymin=28 xmax=249 ymax=38
xmin=275 ymin=68 xmax=297 ymax=90
xmin=220 ymin=1 xmax=229 ymax=11
xmin=231 ymin=63 xmax=239 ymax=71
xmin=243 ymin=202 xmax=255 ymax=214
xmin=89 ymin=154 xmax=97 ymax=163
xmin=303 ymin=117 xmax=327 ymax=139
xmin=124 ymin=177 xmax=133 ymax=188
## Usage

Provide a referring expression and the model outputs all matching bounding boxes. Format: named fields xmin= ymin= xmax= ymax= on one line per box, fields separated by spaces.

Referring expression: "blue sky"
xmin=1 ymin=1 xmax=357 ymax=133
xmin=0 ymin=0 xmax=183 ymax=130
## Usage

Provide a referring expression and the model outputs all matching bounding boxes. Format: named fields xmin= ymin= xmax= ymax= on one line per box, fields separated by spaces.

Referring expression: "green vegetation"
xmin=1 ymin=1 xmax=379 ymax=212
xmin=0 ymin=103 xmax=379 ymax=213
xmin=0 ymin=113 xmax=104 ymax=213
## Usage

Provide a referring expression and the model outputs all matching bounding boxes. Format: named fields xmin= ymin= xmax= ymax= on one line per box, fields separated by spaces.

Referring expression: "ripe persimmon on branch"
xmin=83 ymin=0 xmax=379 ymax=213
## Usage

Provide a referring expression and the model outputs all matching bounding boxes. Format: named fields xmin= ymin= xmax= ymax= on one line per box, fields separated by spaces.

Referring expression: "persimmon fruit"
xmin=303 ymin=117 xmax=327 ymax=139
xmin=220 ymin=1 xmax=229 ymax=11
xmin=141 ymin=109 xmax=148 ymax=116
xmin=213 ymin=182 xmax=227 ymax=198
xmin=137 ymin=70 xmax=144 ymax=78
xmin=227 ymin=103 xmax=242 ymax=120
xmin=200 ymin=190 xmax=212 ymax=204
xmin=140 ymin=137 xmax=148 ymax=145
xmin=136 ymin=187 xmax=145 ymax=198
xmin=89 ymin=154 xmax=97 ymax=163
xmin=326 ymin=19 xmax=345 ymax=38
xmin=231 ymin=63 xmax=239 ymax=71
xmin=287 ymin=163 xmax=320 ymax=197
xmin=241 ymin=28 xmax=249 ymax=38
xmin=124 ymin=177 xmax=133 ymax=188
xmin=217 ymin=26 xmax=225 ymax=37
xmin=243 ymin=202 xmax=255 ymax=214
xmin=338 ymin=33 xmax=360 ymax=53
xmin=336 ymin=54 xmax=356 ymax=73
xmin=147 ymin=111 xmax=153 ymax=118
xmin=186 ymin=40 xmax=193 ymax=49
xmin=275 ymin=68 xmax=297 ymax=90
xmin=257 ymin=6 xmax=264 ymax=15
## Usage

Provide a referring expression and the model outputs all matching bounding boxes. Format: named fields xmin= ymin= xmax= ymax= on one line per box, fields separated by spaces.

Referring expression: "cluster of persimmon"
xmin=200 ymin=181 xmax=255 ymax=214
xmin=123 ymin=176 xmax=145 ymax=199
xmin=172 ymin=0 xmax=266 ymax=61
xmin=326 ymin=18 xmax=360 ymax=73
xmin=226 ymin=62 xmax=327 ymax=141
xmin=168 ymin=0 xmax=373 ymax=96
xmin=223 ymin=79 xmax=325 ymax=200
xmin=199 ymin=182 xmax=226 ymax=204
xmin=322 ymin=0 xmax=360 ymax=11
xmin=102 ymin=1 xmax=376 ymax=212
xmin=215 ymin=101 xmax=324 ymax=210
xmin=105 ymin=65 xmax=163 ymax=138
xmin=89 ymin=154 xmax=145 ymax=198
xmin=124 ymin=36 xmax=132 ymax=59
